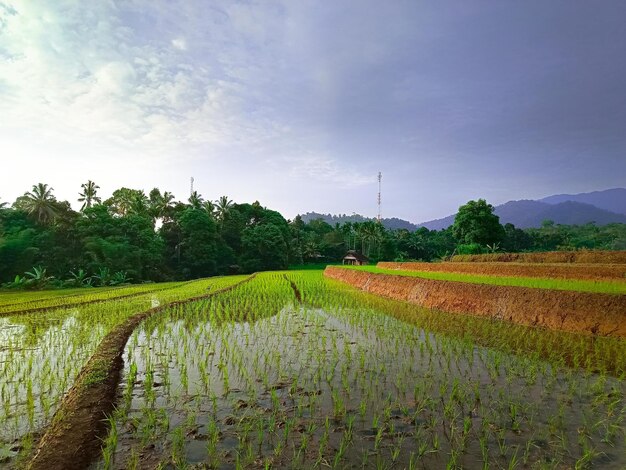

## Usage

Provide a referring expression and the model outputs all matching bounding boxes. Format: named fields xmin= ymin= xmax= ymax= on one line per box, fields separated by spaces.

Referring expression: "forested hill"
xmin=417 ymin=188 xmax=626 ymax=230
xmin=299 ymin=212 xmax=417 ymax=231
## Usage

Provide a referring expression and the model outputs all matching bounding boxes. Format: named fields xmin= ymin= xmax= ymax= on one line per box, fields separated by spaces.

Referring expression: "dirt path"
xmin=26 ymin=274 xmax=256 ymax=470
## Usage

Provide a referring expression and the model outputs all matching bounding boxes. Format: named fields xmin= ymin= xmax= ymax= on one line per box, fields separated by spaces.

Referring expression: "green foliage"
xmin=456 ymin=243 xmax=485 ymax=255
xmin=452 ymin=199 xmax=505 ymax=246
xmin=2 ymin=184 xmax=626 ymax=284
xmin=178 ymin=208 xmax=219 ymax=279
xmin=24 ymin=266 xmax=54 ymax=289
xmin=241 ymin=223 xmax=289 ymax=272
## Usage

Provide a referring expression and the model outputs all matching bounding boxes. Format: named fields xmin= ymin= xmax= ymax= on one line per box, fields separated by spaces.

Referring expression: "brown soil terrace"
xmin=378 ymin=261 xmax=626 ymax=281
xmin=450 ymin=250 xmax=626 ymax=264
xmin=0 ymin=280 xmax=198 ymax=317
xmin=26 ymin=274 xmax=256 ymax=470
xmin=324 ymin=266 xmax=626 ymax=338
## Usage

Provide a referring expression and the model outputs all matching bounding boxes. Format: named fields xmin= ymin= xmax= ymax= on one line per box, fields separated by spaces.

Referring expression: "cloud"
xmin=281 ymin=155 xmax=374 ymax=187
xmin=0 ymin=0 xmax=285 ymax=159
xmin=0 ymin=0 xmax=624 ymax=222
xmin=171 ymin=37 xmax=187 ymax=50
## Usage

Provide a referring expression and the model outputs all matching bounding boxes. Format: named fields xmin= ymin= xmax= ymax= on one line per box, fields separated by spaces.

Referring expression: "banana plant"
xmin=2 ymin=274 xmax=26 ymax=289
xmin=67 ymin=269 xmax=92 ymax=287
xmin=24 ymin=266 xmax=54 ymax=289
xmin=93 ymin=267 xmax=112 ymax=287
xmin=110 ymin=271 xmax=131 ymax=286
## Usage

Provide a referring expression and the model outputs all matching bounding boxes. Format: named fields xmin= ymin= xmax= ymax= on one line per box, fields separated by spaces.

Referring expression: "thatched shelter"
xmin=342 ymin=250 xmax=369 ymax=266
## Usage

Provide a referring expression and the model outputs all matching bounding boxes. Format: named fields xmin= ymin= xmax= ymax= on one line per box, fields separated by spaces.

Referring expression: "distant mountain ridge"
xmin=300 ymin=188 xmax=626 ymax=231
xmin=539 ymin=188 xmax=626 ymax=216
xmin=418 ymin=188 xmax=626 ymax=229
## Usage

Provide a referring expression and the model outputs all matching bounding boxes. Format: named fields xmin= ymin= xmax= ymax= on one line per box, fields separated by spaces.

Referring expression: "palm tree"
xmin=188 ymin=191 xmax=204 ymax=209
xmin=0 ymin=199 xmax=7 ymax=209
xmin=107 ymin=188 xmax=145 ymax=216
xmin=149 ymin=188 xmax=176 ymax=221
xmin=159 ymin=191 xmax=176 ymax=220
xmin=215 ymin=195 xmax=234 ymax=221
xmin=78 ymin=180 xmax=101 ymax=211
xmin=128 ymin=191 xmax=149 ymax=215
xmin=22 ymin=183 xmax=58 ymax=224
xmin=202 ymin=200 xmax=216 ymax=218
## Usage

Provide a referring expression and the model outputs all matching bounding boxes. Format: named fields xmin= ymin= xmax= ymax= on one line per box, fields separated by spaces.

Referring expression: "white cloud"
xmin=171 ymin=37 xmax=187 ymax=51
xmin=282 ymin=155 xmax=373 ymax=187
xmin=0 ymin=0 xmax=388 ymax=217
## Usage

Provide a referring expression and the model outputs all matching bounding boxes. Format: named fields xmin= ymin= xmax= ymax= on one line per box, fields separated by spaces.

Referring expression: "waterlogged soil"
xmin=0 ymin=279 xmax=225 ymax=468
xmin=99 ymin=302 xmax=625 ymax=469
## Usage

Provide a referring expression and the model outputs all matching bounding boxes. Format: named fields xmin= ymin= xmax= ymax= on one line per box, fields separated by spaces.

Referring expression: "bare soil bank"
xmin=450 ymin=250 xmax=626 ymax=264
xmin=378 ymin=261 xmax=626 ymax=281
xmin=324 ymin=266 xmax=626 ymax=338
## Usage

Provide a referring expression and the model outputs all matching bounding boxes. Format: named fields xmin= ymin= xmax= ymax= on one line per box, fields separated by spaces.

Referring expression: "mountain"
xmin=301 ymin=188 xmax=626 ymax=231
xmin=418 ymin=189 xmax=626 ymax=229
xmin=415 ymin=214 xmax=456 ymax=231
xmin=299 ymin=212 xmax=418 ymax=231
xmin=539 ymin=188 xmax=626 ymax=216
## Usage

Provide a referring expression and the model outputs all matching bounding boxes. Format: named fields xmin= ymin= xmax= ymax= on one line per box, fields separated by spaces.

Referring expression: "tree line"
xmin=1 ymin=186 xmax=624 ymax=288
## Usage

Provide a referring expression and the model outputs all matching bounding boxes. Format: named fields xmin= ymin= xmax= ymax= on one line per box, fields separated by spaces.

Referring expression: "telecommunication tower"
xmin=377 ymin=172 xmax=382 ymax=223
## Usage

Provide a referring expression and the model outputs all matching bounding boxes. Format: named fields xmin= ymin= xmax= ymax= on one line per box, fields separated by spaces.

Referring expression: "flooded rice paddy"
xmin=98 ymin=273 xmax=625 ymax=469
xmin=0 ymin=277 xmax=246 ymax=467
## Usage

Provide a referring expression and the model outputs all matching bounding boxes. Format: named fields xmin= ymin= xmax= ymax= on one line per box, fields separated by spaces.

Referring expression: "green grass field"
xmin=344 ymin=265 xmax=626 ymax=294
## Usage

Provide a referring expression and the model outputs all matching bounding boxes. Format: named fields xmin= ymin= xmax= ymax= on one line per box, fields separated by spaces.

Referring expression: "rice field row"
xmin=0 ymin=275 xmax=249 ymax=467
xmin=0 ymin=282 xmax=188 ymax=315
xmin=345 ymin=265 xmax=626 ymax=295
xmin=94 ymin=271 xmax=625 ymax=469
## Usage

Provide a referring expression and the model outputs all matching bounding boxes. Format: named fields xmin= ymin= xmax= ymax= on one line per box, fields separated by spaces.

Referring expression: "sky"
xmin=1 ymin=1 xmax=625 ymax=223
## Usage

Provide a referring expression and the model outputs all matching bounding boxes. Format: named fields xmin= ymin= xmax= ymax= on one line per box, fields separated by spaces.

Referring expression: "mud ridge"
xmin=325 ymin=266 xmax=626 ymax=338
xmin=284 ymin=275 xmax=302 ymax=303
xmin=26 ymin=274 xmax=256 ymax=470
xmin=378 ymin=261 xmax=626 ymax=281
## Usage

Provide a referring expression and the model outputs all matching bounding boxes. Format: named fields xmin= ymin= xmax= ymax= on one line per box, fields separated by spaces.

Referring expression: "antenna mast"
xmin=377 ymin=171 xmax=382 ymax=223
xmin=190 ymin=177 xmax=194 ymax=196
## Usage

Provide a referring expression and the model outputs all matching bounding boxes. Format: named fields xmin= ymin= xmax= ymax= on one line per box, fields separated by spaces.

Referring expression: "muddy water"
xmin=0 ymin=311 xmax=111 ymax=466
xmin=0 ymin=279 xmax=221 ymax=468
xmin=102 ymin=299 xmax=625 ymax=469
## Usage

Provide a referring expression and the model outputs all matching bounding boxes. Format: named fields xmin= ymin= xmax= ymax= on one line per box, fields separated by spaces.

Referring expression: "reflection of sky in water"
xmin=110 ymin=303 xmax=626 ymax=469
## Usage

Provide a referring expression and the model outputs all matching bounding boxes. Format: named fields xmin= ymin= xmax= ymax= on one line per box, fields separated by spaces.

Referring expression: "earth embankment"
xmin=324 ymin=266 xmax=626 ymax=337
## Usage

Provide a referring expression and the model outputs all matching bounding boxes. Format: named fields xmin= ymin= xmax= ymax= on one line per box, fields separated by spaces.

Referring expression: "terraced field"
xmin=1 ymin=271 xmax=624 ymax=469
xmin=344 ymin=265 xmax=626 ymax=295
xmin=0 ymin=277 xmax=250 ymax=468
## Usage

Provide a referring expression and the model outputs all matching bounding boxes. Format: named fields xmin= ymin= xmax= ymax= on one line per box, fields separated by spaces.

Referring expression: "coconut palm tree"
xmin=78 ymin=180 xmax=101 ymax=211
xmin=0 ymin=199 xmax=7 ymax=209
xmin=22 ymin=183 xmax=58 ymax=224
xmin=149 ymin=188 xmax=176 ymax=221
xmin=107 ymin=188 xmax=145 ymax=216
xmin=215 ymin=195 xmax=234 ymax=221
xmin=128 ymin=191 xmax=149 ymax=216
xmin=188 ymin=190 xmax=204 ymax=209
xmin=202 ymin=200 xmax=216 ymax=218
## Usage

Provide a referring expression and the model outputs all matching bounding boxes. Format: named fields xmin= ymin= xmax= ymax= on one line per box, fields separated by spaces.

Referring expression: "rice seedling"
xmin=347 ymin=264 xmax=626 ymax=294
xmin=92 ymin=271 xmax=624 ymax=469
xmin=0 ymin=275 xmax=248 ymax=466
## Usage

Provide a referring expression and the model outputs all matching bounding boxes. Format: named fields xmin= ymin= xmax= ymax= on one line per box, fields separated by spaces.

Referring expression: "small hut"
xmin=342 ymin=250 xmax=369 ymax=266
